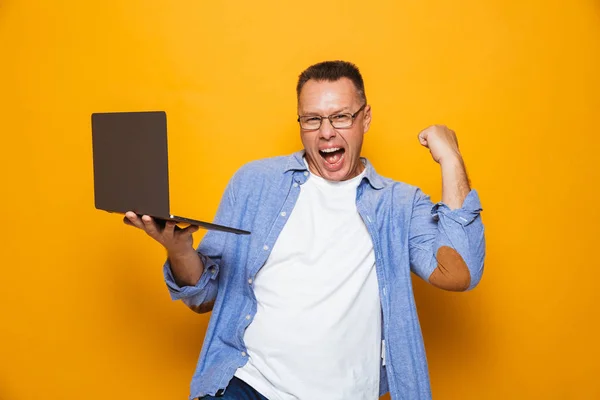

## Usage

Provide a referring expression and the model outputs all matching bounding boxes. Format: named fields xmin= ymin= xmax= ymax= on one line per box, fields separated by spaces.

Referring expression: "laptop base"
xmin=120 ymin=212 xmax=250 ymax=235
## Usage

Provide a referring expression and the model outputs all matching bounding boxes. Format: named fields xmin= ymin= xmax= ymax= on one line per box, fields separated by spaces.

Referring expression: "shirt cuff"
xmin=163 ymin=253 xmax=219 ymax=301
xmin=431 ymin=189 xmax=483 ymax=226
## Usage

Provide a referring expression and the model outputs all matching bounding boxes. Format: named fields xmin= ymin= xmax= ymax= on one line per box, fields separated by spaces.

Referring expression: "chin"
xmin=324 ymin=171 xmax=346 ymax=181
xmin=319 ymin=165 xmax=353 ymax=181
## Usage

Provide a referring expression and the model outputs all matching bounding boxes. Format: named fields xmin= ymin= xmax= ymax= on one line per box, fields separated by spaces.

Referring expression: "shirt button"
xmin=263 ymin=245 xmax=269 ymax=251
xmin=248 ymin=278 xmax=253 ymax=284
xmin=246 ymin=314 xmax=251 ymax=320
xmin=293 ymin=182 xmax=299 ymax=188
xmin=303 ymin=171 xmax=309 ymax=176
xmin=280 ymin=212 xmax=286 ymax=217
xmin=241 ymin=352 xmax=247 ymax=357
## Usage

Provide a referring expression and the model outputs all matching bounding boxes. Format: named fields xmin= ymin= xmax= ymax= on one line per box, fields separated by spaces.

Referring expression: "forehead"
xmin=298 ymin=78 xmax=360 ymax=113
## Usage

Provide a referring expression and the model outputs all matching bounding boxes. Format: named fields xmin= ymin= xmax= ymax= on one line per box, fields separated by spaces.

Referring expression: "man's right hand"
xmin=123 ymin=211 xmax=199 ymax=257
xmin=124 ymin=211 xmax=204 ymax=287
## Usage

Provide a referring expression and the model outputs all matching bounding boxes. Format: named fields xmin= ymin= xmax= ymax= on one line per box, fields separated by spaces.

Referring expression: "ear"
xmin=362 ymin=104 xmax=372 ymax=134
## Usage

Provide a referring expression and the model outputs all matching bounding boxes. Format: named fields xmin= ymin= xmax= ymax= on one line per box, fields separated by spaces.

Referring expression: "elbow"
xmin=188 ymin=300 xmax=215 ymax=314
xmin=428 ymin=246 xmax=473 ymax=292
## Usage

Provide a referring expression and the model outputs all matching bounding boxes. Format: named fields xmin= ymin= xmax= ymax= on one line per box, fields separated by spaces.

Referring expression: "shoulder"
xmin=382 ymin=179 xmax=422 ymax=207
xmin=365 ymin=173 xmax=428 ymax=215
xmin=363 ymin=158 xmax=420 ymax=201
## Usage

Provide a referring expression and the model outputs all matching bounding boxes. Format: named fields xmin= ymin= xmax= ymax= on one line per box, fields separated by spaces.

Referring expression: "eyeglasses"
xmin=297 ymin=104 xmax=366 ymax=131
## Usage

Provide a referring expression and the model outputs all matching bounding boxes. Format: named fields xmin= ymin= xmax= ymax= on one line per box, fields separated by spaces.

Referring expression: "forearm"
xmin=163 ymin=249 xmax=220 ymax=314
xmin=440 ymin=155 xmax=471 ymax=210
xmin=168 ymin=247 xmax=204 ymax=287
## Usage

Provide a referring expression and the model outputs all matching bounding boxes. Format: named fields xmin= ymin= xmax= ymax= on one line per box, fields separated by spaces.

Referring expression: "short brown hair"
xmin=296 ymin=60 xmax=367 ymax=103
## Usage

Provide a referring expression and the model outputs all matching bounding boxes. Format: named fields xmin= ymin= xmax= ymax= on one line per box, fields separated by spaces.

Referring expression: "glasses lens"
xmin=330 ymin=114 xmax=353 ymax=128
xmin=300 ymin=117 xmax=321 ymax=130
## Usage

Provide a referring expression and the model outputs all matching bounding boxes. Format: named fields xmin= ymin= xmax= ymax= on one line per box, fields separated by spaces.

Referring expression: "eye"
xmin=331 ymin=114 xmax=351 ymax=122
xmin=305 ymin=116 xmax=321 ymax=122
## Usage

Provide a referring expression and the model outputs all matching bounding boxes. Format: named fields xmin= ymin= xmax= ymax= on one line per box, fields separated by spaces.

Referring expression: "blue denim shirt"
xmin=163 ymin=151 xmax=485 ymax=400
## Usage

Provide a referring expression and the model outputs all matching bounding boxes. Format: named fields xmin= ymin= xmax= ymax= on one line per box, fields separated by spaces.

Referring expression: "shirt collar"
xmin=285 ymin=150 xmax=385 ymax=190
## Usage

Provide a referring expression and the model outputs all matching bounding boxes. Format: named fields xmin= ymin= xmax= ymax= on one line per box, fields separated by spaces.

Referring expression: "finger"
xmin=124 ymin=212 xmax=145 ymax=229
xmin=418 ymin=133 xmax=428 ymax=147
xmin=141 ymin=215 xmax=161 ymax=238
xmin=123 ymin=216 xmax=136 ymax=227
xmin=163 ymin=221 xmax=177 ymax=236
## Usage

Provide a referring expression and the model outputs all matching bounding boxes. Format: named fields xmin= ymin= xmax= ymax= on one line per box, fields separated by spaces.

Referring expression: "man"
xmin=125 ymin=61 xmax=485 ymax=400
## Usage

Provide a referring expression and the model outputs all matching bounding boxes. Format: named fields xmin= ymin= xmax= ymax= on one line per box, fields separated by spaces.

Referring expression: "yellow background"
xmin=1 ymin=1 xmax=599 ymax=399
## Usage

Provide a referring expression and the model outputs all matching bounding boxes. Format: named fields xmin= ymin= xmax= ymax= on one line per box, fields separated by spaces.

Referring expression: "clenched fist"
xmin=418 ymin=125 xmax=462 ymax=165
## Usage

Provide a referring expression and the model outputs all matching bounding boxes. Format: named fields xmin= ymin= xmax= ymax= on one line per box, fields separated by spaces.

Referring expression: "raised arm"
xmin=410 ymin=125 xmax=485 ymax=291
xmin=418 ymin=124 xmax=471 ymax=209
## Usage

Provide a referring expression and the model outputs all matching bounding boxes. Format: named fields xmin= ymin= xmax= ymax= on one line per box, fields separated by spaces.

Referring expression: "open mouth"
xmin=319 ymin=147 xmax=345 ymax=165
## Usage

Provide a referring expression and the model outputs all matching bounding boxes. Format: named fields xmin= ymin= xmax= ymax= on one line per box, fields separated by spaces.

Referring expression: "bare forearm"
xmin=168 ymin=248 xmax=204 ymax=287
xmin=440 ymin=156 xmax=471 ymax=210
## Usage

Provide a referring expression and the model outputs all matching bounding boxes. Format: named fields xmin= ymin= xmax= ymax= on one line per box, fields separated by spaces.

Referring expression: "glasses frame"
xmin=297 ymin=103 xmax=366 ymax=131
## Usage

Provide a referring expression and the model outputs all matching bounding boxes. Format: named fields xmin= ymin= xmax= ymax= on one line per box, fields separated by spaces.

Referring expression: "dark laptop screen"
xmin=91 ymin=111 xmax=170 ymax=218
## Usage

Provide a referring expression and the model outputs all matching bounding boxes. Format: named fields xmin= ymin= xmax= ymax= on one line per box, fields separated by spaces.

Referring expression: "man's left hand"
xmin=418 ymin=125 xmax=462 ymax=165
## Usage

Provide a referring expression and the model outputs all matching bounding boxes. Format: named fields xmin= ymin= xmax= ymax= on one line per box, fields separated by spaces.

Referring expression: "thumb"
xmin=181 ymin=225 xmax=200 ymax=236
xmin=418 ymin=132 xmax=428 ymax=147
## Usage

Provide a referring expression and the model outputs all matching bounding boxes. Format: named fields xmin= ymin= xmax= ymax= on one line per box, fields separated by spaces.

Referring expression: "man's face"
xmin=297 ymin=78 xmax=371 ymax=182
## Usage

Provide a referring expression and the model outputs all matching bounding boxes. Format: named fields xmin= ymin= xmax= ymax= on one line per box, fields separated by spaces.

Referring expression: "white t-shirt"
xmin=234 ymin=164 xmax=382 ymax=400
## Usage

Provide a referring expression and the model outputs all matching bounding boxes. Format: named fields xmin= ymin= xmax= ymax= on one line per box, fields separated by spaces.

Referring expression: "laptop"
xmin=90 ymin=110 xmax=250 ymax=235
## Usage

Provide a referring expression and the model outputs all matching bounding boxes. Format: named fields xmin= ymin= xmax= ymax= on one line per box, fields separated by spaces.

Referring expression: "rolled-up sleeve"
xmin=409 ymin=189 xmax=486 ymax=290
xmin=163 ymin=253 xmax=220 ymax=306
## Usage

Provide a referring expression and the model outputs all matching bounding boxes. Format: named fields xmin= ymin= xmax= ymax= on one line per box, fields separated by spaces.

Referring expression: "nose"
xmin=319 ymin=118 xmax=337 ymax=140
